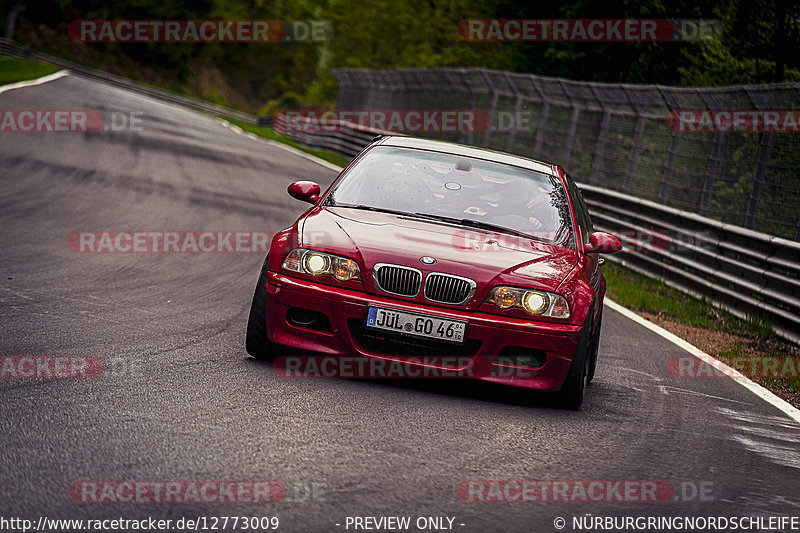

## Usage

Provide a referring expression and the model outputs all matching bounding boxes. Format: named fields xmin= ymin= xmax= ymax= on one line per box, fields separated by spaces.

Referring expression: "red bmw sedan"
xmin=246 ymin=136 xmax=621 ymax=409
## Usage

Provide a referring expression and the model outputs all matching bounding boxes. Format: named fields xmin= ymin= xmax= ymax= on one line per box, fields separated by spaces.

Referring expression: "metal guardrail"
xmin=580 ymin=183 xmax=800 ymax=344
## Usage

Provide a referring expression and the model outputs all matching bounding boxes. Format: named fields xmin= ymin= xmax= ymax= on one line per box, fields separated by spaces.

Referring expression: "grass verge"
xmin=227 ymin=119 xmax=351 ymax=169
xmin=0 ymin=56 xmax=61 ymax=85
xmin=604 ymin=260 xmax=800 ymax=407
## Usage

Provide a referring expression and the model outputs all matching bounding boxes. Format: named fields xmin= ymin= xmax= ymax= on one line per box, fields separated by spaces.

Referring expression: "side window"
xmin=565 ymin=174 xmax=592 ymax=245
xmin=576 ymin=183 xmax=593 ymax=241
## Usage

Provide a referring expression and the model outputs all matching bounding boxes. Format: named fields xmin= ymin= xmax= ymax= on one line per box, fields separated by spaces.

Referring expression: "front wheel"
xmin=246 ymin=255 xmax=281 ymax=361
xmin=586 ymin=308 xmax=602 ymax=384
xmin=554 ymin=307 xmax=593 ymax=410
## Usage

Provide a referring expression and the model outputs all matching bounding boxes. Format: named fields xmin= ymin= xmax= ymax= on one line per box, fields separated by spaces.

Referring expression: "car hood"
xmin=300 ymin=207 xmax=578 ymax=302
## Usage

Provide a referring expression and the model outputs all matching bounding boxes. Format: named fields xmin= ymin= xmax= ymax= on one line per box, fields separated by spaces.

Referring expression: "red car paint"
xmin=261 ymin=136 xmax=620 ymax=391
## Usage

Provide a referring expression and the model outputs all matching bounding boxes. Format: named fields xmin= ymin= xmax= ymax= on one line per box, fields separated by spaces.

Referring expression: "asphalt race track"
xmin=1 ymin=73 xmax=799 ymax=532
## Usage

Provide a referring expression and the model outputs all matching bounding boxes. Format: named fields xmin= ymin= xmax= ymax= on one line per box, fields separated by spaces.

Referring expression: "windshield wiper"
xmin=327 ymin=203 xmax=412 ymax=217
xmin=412 ymin=212 xmax=545 ymax=242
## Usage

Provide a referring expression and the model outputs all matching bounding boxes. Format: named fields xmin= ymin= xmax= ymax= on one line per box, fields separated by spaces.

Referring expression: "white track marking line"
xmin=0 ymin=70 xmax=69 ymax=96
xmin=605 ymin=298 xmax=800 ymax=424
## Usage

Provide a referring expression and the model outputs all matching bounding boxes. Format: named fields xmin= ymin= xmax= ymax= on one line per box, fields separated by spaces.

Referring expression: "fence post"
xmin=530 ymin=78 xmax=549 ymax=158
xmin=463 ymin=69 xmax=479 ymax=147
xmin=625 ymin=118 xmax=647 ymax=193
xmin=698 ymin=92 xmax=726 ymax=216
xmin=481 ymin=70 xmax=499 ymax=148
xmin=588 ymin=85 xmax=611 ymax=185
xmin=4 ymin=4 xmax=24 ymax=41
xmin=504 ymin=73 xmax=524 ymax=153
xmin=658 ymin=89 xmax=681 ymax=203
xmin=743 ymin=87 xmax=773 ymax=231
xmin=746 ymin=130 xmax=774 ymax=230
xmin=559 ymin=81 xmax=581 ymax=167
xmin=795 ymin=215 xmax=800 ymax=242
xmin=443 ymin=69 xmax=471 ymax=145
xmin=620 ymin=86 xmax=647 ymax=194
xmin=700 ymin=132 xmax=723 ymax=215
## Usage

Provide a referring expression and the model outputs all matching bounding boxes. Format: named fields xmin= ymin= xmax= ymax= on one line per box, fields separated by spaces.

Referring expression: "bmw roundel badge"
xmin=420 ymin=256 xmax=437 ymax=265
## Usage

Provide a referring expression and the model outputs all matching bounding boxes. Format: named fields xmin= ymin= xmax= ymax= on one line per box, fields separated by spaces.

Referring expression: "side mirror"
xmin=584 ymin=232 xmax=622 ymax=254
xmin=288 ymin=181 xmax=321 ymax=204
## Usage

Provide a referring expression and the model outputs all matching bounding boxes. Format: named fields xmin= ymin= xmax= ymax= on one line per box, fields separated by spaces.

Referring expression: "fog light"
xmin=287 ymin=307 xmax=318 ymax=326
xmin=286 ymin=307 xmax=332 ymax=332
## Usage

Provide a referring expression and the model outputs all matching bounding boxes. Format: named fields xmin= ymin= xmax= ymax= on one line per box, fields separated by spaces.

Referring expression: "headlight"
xmin=485 ymin=286 xmax=570 ymax=319
xmin=282 ymin=249 xmax=361 ymax=281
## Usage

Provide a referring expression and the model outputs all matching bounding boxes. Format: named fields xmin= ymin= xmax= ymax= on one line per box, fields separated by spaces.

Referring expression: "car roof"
xmin=376 ymin=135 xmax=556 ymax=176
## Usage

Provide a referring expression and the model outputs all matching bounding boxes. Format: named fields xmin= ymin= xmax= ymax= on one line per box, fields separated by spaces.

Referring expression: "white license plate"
xmin=366 ymin=306 xmax=466 ymax=344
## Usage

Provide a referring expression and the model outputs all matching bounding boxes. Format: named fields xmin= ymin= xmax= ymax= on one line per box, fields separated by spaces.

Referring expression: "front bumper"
xmin=264 ymin=272 xmax=583 ymax=390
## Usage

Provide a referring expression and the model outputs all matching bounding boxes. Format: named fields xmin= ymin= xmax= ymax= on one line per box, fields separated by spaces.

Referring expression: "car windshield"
xmin=324 ymin=146 xmax=574 ymax=247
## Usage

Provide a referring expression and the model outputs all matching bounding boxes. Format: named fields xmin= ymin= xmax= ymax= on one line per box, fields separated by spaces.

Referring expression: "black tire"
xmin=585 ymin=308 xmax=603 ymax=384
xmin=555 ymin=305 xmax=594 ymax=410
xmin=246 ymin=255 xmax=280 ymax=361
